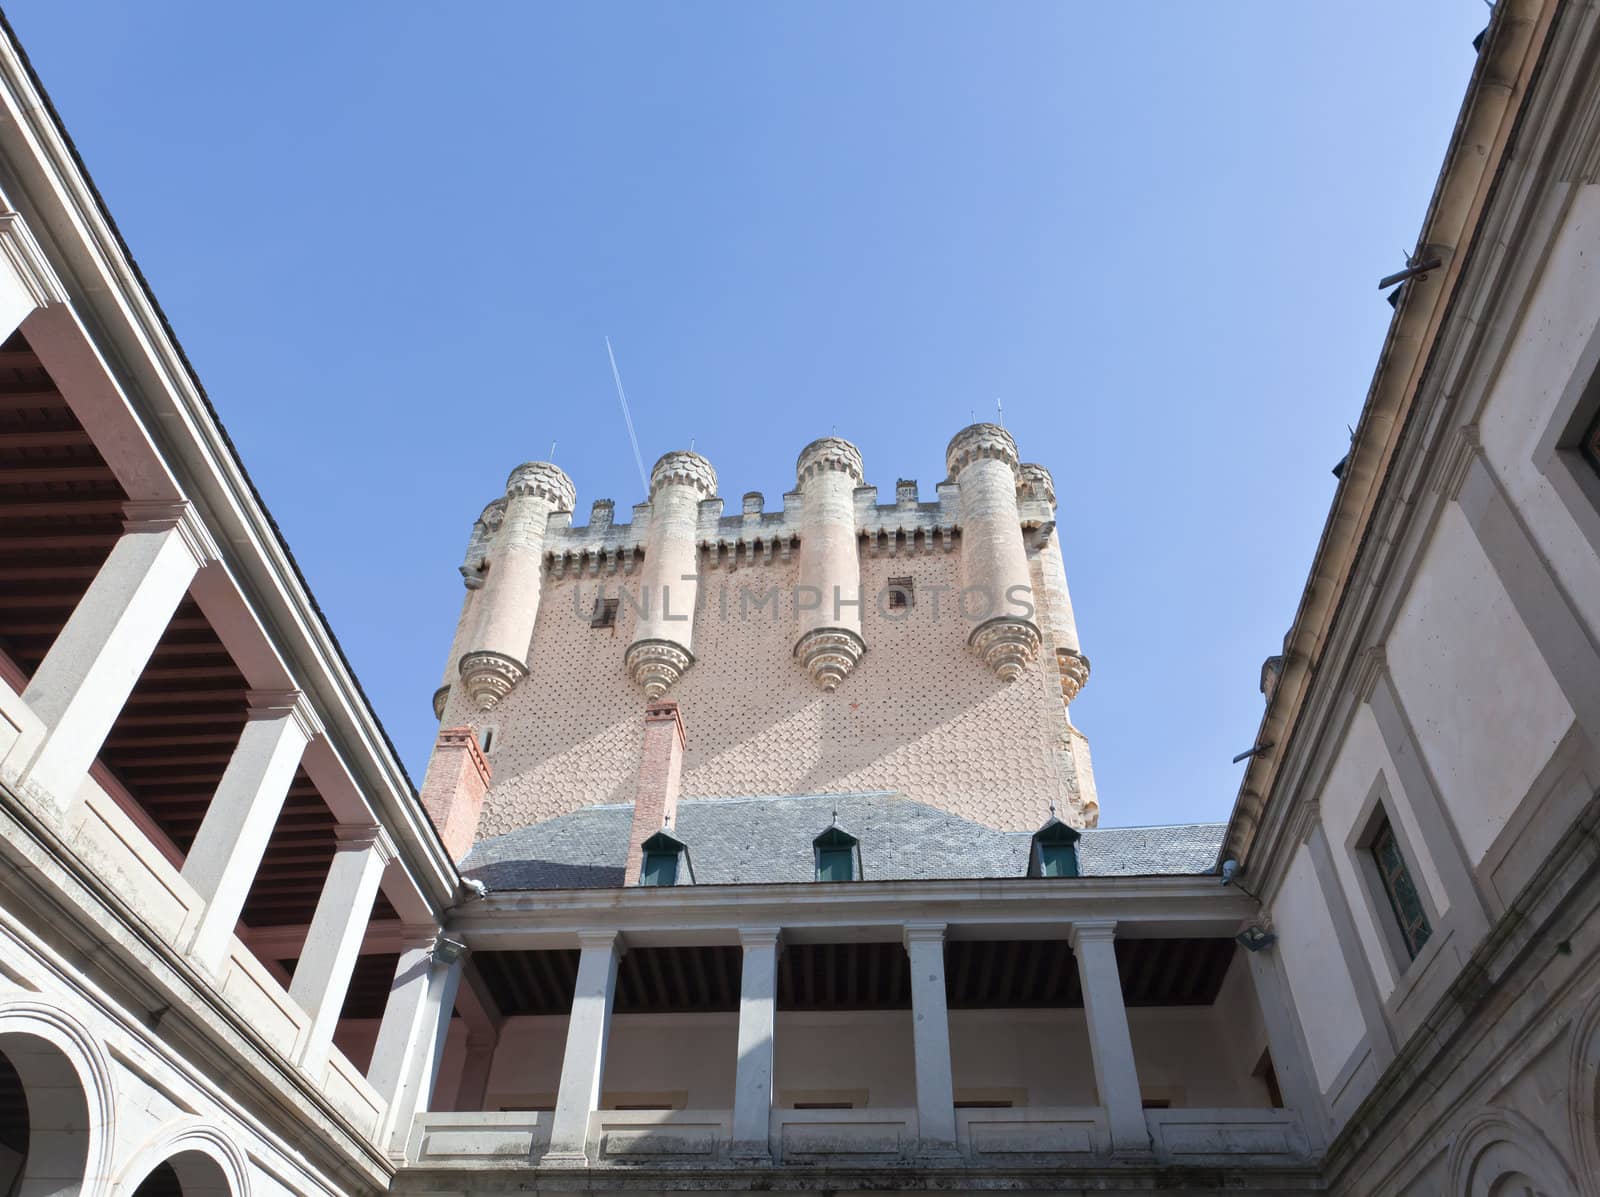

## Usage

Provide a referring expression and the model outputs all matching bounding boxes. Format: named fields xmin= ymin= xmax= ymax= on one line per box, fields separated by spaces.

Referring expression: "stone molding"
xmin=738 ymin=925 xmax=783 ymax=951
xmin=1017 ymin=462 xmax=1056 ymax=508
xmin=122 ymin=499 xmax=221 ymax=568
xmin=1068 ymin=919 xmax=1118 ymax=949
xmin=796 ymin=436 xmax=864 ymax=486
xmin=969 ymin=615 xmax=1042 ymax=682
xmin=649 ymin=450 xmax=717 ymax=499
xmin=243 ymin=688 xmax=323 ymax=740
xmin=505 ymin=461 xmax=576 ymax=510
xmin=945 ymin=422 xmax=1021 ymax=480
xmin=458 ymin=650 xmax=526 ymax=710
xmin=431 ymin=685 xmax=450 ymax=720
xmin=902 ymin=921 xmax=948 ymax=948
xmin=1436 ymin=423 xmax=1482 ymax=499
xmin=793 ymin=626 xmax=866 ymax=691
xmin=624 ymin=638 xmax=694 ymax=701
xmin=1057 ymin=648 xmax=1091 ymax=703
xmin=0 ymin=211 xmax=67 ymax=308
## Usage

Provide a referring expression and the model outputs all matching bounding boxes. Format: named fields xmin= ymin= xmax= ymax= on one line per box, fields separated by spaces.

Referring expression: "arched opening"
xmin=129 ymin=1150 xmax=232 ymax=1197
xmin=0 ymin=1029 xmax=92 ymax=1197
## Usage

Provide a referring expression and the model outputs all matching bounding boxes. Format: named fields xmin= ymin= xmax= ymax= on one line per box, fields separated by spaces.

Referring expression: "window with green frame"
xmin=813 ymin=826 xmax=859 ymax=882
xmin=640 ymin=850 xmax=678 ymax=887
xmin=1038 ymin=842 xmax=1078 ymax=877
xmin=1370 ymin=816 xmax=1431 ymax=959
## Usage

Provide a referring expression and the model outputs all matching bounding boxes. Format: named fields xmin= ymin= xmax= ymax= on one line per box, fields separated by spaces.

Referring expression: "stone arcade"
xmin=1 ymin=1 xmax=1599 ymax=1194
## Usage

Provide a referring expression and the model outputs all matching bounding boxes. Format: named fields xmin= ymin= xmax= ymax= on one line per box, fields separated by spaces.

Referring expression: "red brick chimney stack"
xmin=624 ymin=700 xmax=687 ymax=884
xmin=419 ymin=726 xmax=493 ymax=861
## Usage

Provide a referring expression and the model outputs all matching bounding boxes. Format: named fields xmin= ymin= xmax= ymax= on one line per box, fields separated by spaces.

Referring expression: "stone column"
xmin=453 ymin=1033 xmax=497 ymax=1112
xmin=181 ymin=689 xmax=322 ymax=970
xmin=793 ymin=437 xmax=866 ymax=689
xmin=625 ymin=451 xmax=716 ymax=699
xmin=1069 ymin=921 xmax=1149 ymax=1156
xmin=903 ymin=922 xmax=958 ymax=1156
xmin=624 ymin=701 xmax=686 ymax=884
xmin=731 ymin=927 xmax=781 ymax=1161
xmin=1018 ymin=464 xmax=1089 ymax=703
xmin=460 ymin=463 xmax=574 ymax=710
xmin=945 ymin=424 xmax=1040 ymax=681
xmin=1242 ymin=945 xmax=1329 ymax=1148
xmin=433 ymin=499 xmax=503 ymax=719
xmin=20 ymin=501 xmax=218 ymax=807
xmin=369 ymin=934 xmax=466 ymax=1150
xmin=547 ymin=930 xmax=623 ymax=1162
xmin=290 ymin=824 xmax=396 ymax=1074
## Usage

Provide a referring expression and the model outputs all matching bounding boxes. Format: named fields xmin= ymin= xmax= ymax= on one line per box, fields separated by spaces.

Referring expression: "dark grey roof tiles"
xmin=462 ymin=791 xmax=1225 ymax=892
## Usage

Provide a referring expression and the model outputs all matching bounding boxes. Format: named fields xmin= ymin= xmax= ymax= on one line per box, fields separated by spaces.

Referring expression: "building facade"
xmin=0 ymin=0 xmax=1598 ymax=1194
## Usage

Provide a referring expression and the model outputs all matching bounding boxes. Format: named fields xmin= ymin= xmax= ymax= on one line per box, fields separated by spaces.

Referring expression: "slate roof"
xmin=462 ymin=791 xmax=1224 ymax=891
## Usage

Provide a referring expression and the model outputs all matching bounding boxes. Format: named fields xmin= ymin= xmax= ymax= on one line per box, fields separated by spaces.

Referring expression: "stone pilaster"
xmin=1070 ymin=921 xmax=1150 ymax=1156
xmin=547 ymin=930 xmax=623 ymax=1162
xmin=731 ymin=927 xmax=781 ymax=1161
xmin=904 ymin=922 xmax=958 ymax=1157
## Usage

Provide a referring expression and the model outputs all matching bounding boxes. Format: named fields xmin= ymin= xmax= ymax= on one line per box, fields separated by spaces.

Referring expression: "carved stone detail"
xmin=969 ymin=616 xmax=1042 ymax=682
xmin=505 ymin=461 xmax=576 ymax=510
xmin=1057 ymin=648 xmax=1090 ymax=703
xmin=431 ymin=684 xmax=451 ymax=720
xmin=459 ymin=650 xmax=526 ymax=710
xmin=796 ymin=436 xmax=865 ymax=486
xmin=945 ymin=422 xmax=1021 ymax=480
xmin=649 ymin=451 xmax=718 ymax=499
xmin=625 ymin=638 xmax=694 ymax=701
xmin=794 ymin=627 xmax=866 ymax=691
xmin=1017 ymin=463 xmax=1056 ymax=508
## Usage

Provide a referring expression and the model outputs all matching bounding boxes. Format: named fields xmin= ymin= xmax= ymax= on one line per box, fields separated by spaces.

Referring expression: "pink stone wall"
xmin=446 ymin=550 xmax=1090 ymax=839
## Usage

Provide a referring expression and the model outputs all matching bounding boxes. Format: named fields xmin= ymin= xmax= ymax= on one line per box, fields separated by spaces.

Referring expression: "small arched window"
xmin=813 ymin=823 xmax=861 ymax=882
xmin=1028 ymin=816 xmax=1080 ymax=878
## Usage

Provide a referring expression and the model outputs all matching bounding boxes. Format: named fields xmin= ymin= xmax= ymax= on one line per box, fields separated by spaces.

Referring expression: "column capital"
xmin=576 ymin=928 xmax=624 ymax=954
xmin=0 ymin=211 xmax=67 ymax=307
xmin=1068 ymin=920 xmax=1118 ymax=950
xmin=397 ymin=923 xmax=442 ymax=951
xmin=122 ymin=500 xmax=221 ymax=568
xmin=903 ymin=921 xmax=947 ymax=949
xmin=333 ymin=822 xmax=397 ymax=864
xmin=738 ymin=926 xmax=783 ymax=951
xmin=244 ymin=688 xmax=323 ymax=740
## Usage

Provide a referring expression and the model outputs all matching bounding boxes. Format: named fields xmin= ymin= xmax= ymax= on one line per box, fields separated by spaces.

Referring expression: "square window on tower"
xmin=887 ymin=577 xmax=914 ymax=610
xmin=591 ymin=597 xmax=619 ymax=629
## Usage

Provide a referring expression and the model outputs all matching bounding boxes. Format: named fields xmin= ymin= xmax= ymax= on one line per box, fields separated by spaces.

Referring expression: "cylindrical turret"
xmin=1018 ymin=463 xmax=1089 ymax=703
xmin=945 ymin=423 xmax=1041 ymax=681
xmin=793 ymin=436 xmax=866 ymax=690
xmin=458 ymin=462 xmax=575 ymax=709
xmin=625 ymin=450 xmax=717 ymax=700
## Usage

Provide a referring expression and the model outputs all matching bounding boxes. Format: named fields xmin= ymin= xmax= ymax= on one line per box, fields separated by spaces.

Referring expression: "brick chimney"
xmin=419 ymin=727 xmax=492 ymax=861
xmin=624 ymin=700 xmax=686 ymax=884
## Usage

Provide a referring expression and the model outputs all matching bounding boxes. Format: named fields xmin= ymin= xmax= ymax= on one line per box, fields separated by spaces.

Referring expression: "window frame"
xmin=1350 ymin=786 xmax=1440 ymax=976
xmin=1533 ymin=314 xmax=1600 ymax=560
xmin=812 ymin=825 xmax=862 ymax=882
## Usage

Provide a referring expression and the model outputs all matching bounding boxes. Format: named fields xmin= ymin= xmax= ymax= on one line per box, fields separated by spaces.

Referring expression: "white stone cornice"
xmin=0 ymin=211 xmax=66 ymax=307
xmin=244 ymin=688 xmax=323 ymax=741
xmin=121 ymin=499 xmax=221 ymax=568
xmin=333 ymin=822 xmax=397 ymax=865
xmin=1068 ymin=920 xmax=1118 ymax=949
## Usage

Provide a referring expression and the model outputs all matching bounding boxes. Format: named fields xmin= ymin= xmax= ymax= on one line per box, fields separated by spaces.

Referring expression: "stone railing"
xmin=770 ymin=1107 xmax=918 ymax=1164
xmin=1144 ymin=1108 xmax=1311 ymax=1164
xmin=588 ymin=1109 xmax=733 ymax=1163
xmin=405 ymin=1111 xmax=553 ymax=1164
xmin=957 ymin=1105 xmax=1107 ymax=1159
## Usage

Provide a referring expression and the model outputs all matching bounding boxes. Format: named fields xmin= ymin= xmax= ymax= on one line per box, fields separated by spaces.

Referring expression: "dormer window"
xmin=1028 ymin=815 xmax=1080 ymax=878
xmin=813 ymin=822 xmax=861 ymax=882
xmin=639 ymin=829 xmax=692 ymax=887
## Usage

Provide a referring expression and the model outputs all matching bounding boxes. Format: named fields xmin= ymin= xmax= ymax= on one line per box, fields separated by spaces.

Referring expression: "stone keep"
xmin=431 ymin=424 xmax=1098 ymax=835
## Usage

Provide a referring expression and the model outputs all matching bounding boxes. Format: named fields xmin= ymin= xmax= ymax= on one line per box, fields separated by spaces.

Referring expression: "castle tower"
xmin=944 ymin=423 xmax=1042 ymax=681
xmin=457 ymin=461 xmax=575 ymax=709
xmin=431 ymin=425 xmax=1098 ymax=837
xmin=792 ymin=436 xmax=867 ymax=689
xmin=624 ymin=450 xmax=718 ymax=700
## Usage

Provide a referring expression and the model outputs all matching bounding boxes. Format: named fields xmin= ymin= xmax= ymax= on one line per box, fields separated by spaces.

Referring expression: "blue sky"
xmin=6 ymin=2 xmax=1487 ymax=827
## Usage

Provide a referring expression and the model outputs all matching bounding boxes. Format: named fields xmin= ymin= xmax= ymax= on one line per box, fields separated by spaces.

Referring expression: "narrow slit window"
xmin=1371 ymin=816 xmax=1432 ymax=959
xmin=591 ymin=597 xmax=619 ymax=628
